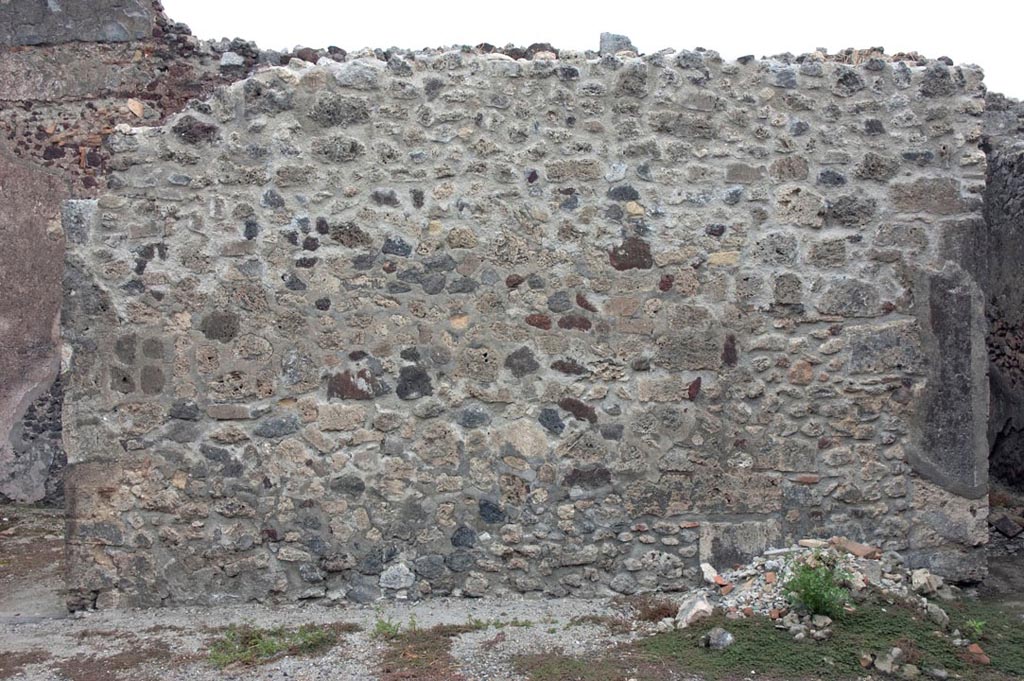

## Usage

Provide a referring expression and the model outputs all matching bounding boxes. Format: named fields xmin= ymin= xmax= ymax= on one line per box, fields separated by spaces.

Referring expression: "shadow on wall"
xmin=983 ymin=98 xmax=1024 ymax=493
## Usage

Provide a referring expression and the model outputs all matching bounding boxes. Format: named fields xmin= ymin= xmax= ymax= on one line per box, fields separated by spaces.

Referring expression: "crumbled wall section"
xmin=64 ymin=51 xmax=991 ymax=609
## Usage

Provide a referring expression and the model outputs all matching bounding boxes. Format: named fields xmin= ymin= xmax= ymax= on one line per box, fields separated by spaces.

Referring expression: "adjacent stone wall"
xmin=0 ymin=1 xmax=243 ymax=504
xmin=0 ymin=145 xmax=67 ymax=504
xmin=62 ymin=49 xmax=993 ymax=608
xmin=983 ymin=95 xmax=1024 ymax=491
xmin=0 ymin=0 xmax=156 ymax=46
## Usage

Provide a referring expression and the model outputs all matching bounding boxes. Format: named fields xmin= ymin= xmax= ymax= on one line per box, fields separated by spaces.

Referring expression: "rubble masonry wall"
xmin=61 ymin=50 xmax=992 ymax=608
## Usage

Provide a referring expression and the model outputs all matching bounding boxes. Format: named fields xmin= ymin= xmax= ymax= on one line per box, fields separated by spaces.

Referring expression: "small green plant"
xmin=407 ymin=613 xmax=418 ymax=632
xmin=372 ymin=611 xmax=401 ymax=639
xmin=207 ymin=623 xmax=338 ymax=667
xmin=506 ymin=618 xmax=534 ymax=628
xmin=965 ymin=618 xmax=986 ymax=640
xmin=783 ymin=554 xmax=850 ymax=619
xmin=465 ymin=616 xmax=489 ymax=630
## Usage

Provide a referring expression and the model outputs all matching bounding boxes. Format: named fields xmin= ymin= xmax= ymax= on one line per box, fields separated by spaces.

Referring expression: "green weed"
xmin=783 ymin=556 xmax=850 ymax=619
xmin=207 ymin=623 xmax=346 ymax=667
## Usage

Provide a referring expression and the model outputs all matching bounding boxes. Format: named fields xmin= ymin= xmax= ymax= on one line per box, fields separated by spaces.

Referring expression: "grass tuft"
xmin=207 ymin=622 xmax=353 ymax=667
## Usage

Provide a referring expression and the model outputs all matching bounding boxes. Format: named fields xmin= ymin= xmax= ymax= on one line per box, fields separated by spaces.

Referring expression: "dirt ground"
xmin=1 ymin=505 xmax=1021 ymax=681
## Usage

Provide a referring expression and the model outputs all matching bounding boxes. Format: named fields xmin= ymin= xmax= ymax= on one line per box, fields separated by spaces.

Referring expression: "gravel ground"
xmin=1 ymin=509 xmax=646 ymax=680
xmin=1 ymin=594 xmax=641 ymax=680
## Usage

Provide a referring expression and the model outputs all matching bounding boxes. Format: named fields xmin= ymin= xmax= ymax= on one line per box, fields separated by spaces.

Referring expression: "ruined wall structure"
xmin=0 ymin=0 xmax=252 ymax=504
xmin=59 ymin=47 xmax=997 ymax=609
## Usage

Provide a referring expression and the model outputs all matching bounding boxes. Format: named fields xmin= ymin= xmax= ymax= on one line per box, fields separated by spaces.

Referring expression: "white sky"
xmin=163 ymin=0 xmax=1021 ymax=98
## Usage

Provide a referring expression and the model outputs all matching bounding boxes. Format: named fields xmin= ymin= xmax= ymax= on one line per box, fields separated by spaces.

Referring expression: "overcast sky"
xmin=162 ymin=0 xmax=1021 ymax=97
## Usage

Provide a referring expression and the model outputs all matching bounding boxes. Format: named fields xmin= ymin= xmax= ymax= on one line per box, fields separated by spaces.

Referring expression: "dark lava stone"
xmin=817 ymin=169 xmax=847 ymax=186
xmin=538 ymin=407 xmax=565 ymax=434
xmin=478 ymin=499 xmax=506 ymax=524
xmin=547 ymin=290 xmax=573 ymax=313
xmin=382 ymin=236 xmax=412 ymax=257
xmin=330 ymin=474 xmax=366 ymax=496
xmin=607 ymin=184 xmax=640 ymax=201
xmin=456 ymin=407 xmax=491 ymax=429
xmin=169 ymin=400 xmax=201 ymax=421
xmin=445 ymin=550 xmax=474 ymax=572
xmin=396 ymin=366 xmax=432 ymax=400
xmin=504 ymin=346 xmax=540 ymax=378
xmin=451 ymin=525 xmax=477 ymax=548
xmin=199 ymin=311 xmax=240 ymax=342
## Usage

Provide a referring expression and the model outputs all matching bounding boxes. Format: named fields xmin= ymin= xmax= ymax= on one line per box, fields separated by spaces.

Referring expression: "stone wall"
xmin=62 ymin=49 xmax=994 ymax=609
xmin=0 ymin=1 xmax=244 ymax=503
xmin=0 ymin=0 xmax=156 ymax=45
xmin=983 ymin=94 xmax=1024 ymax=491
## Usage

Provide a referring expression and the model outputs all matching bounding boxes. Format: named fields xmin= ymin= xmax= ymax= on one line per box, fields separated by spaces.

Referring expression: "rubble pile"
xmin=679 ymin=536 xmax=959 ymax=623
xmin=668 ymin=536 xmax=989 ymax=677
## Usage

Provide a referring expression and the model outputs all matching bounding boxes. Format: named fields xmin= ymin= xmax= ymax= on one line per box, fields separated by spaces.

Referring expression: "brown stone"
xmin=891 ymin=178 xmax=971 ymax=215
xmin=207 ymin=404 xmax=254 ymax=420
xmin=327 ymin=369 xmax=376 ymax=400
xmin=558 ymin=397 xmax=597 ymax=423
xmin=829 ymin=536 xmax=881 ymax=559
xmin=722 ymin=334 xmax=738 ymax=367
xmin=769 ymin=156 xmax=809 ymax=182
xmin=318 ymin=403 xmax=367 ymax=431
xmin=525 ymin=314 xmax=552 ymax=330
xmin=725 ymin=163 xmax=767 ymax=184
xmin=989 ymin=514 xmax=1023 ymax=538
xmin=687 ymin=377 xmax=702 ymax=400
xmin=609 ymin=237 xmax=653 ymax=270
xmin=575 ymin=293 xmax=598 ymax=312
xmin=551 ymin=359 xmax=589 ymax=375
xmin=557 ymin=315 xmax=592 ymax=331
xmin=966 ymin=643 xmax=990 ymax=666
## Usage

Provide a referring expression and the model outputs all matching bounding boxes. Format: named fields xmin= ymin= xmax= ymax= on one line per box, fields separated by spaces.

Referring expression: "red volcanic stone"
xmin=687 ymin=377 xmax=702 ymax=400
xmin=575 ymin=293 xmax=598 ymax=312
xmin=506 ymin=274 xmax=525 ymax=288
xmin=608 ymin=237 xmax=653 ymax=270
xmin=658 ymin=274 xmax=674 ymax=291
xmin=558 ymin=397 xmax=597 ymax=423
xmin=551 ymin=359 xmax=589 ymax=375
xmin=327 ymin=369 xmax=376 ymax=400
xmin=722 ymin=333 xmax=738 ymax=366
xmin=525 ymin=313 xmax=552 ymax=330
xmin=558 ymin=315 xmax=592 ymax=331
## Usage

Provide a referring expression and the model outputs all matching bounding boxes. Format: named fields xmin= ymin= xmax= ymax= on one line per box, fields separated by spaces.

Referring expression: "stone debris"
xmin=661 ymin=537 xmax=1016 ymax=678
xmin=659 ymin=536 xmax=1019 ymax=679
xmin=700 ymin=626 xmax=735 ymax=649
xmin=674 ymin=592 xmax=714 ymax=629
xmin=989 ymin=513 xmax=1024 ymax=538
xmin=675 ymin=538 xmax=960 ymax=633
